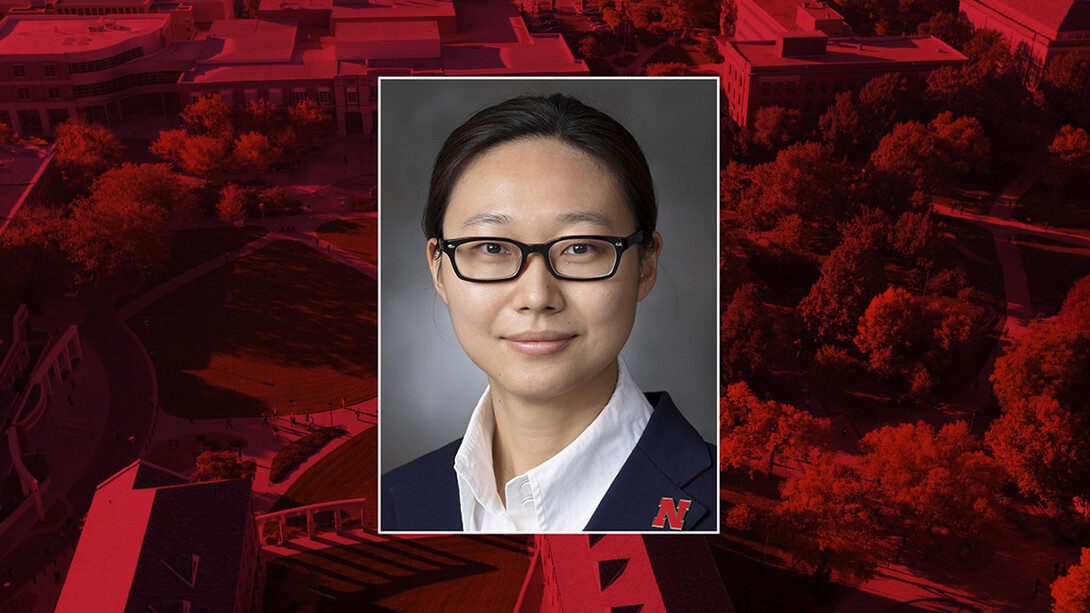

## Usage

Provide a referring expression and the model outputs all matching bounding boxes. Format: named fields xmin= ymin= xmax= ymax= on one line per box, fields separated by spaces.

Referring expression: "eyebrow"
xmin=459 ymin=210 xmax=615 ymax=230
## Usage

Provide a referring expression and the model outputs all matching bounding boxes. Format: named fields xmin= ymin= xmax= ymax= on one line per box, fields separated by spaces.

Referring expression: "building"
xmin=1 ymin=0 xmax=587 ymax=138
xmin=515 ymin=534 xmax=734 ymax=612
xmin=0 ymin=13 xmax=194 ymax=136
xmin=734 ymin=0 xmax=853 ymax=41
xmin=718 ymin=32 xmax=968 ymax=126
xmin=56 ymin=460 xmax=260 ymax=612
xmin=959 ymin=0 xmax=1090 ymax=88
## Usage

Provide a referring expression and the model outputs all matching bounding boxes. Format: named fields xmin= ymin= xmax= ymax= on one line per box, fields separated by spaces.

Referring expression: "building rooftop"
xmin=200 ymin=19 xmax=297 ymax=63
xmin=52 ymin=0 xmax=151 ymax=7
xmin=56 ymin=461 xmax=252 ymax=613
xmin=0 ymin=14 xmax=169 ymax=56
xmin=259 ymin=0 xmax=330 ymax=12
xmin=746 ymin=0 xmax=843 ymax=31
xmin=183 ymin=44 xmax=336 ymax=82
xmin=729 ymin=34 xmax=967 ymax=68
xmin=329 ymin=0 xmax=453 ymax=21
xmin=968 ymin=0 xmax=1090 ymax=37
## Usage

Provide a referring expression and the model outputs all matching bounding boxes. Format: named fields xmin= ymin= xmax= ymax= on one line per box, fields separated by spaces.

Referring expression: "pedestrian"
xmin=272 ymin=426 xmax=279 ymax=437
xmin=237 ymin=449 xmax=243 ymax=461
xmin=841 ymin=427 xmax=847 ymax=438
xmin=262 ymin=413 xmax=268 ymax=425
xmin=115 ymin=428 xmax=121 ymax=441
xmin=327 ymin=244 xmax=331 ymax=253
xmin=1044 ymin=222 xmax=1049 ymax=230
xmin=290 ymin=415 xmax=297 ymax=426
xmin=315 ymin=238 xmax=319 ymax=247
xmin=343 ymin=155 xmax=348 ymax=165
xmin=1031 ymin=580 xmax=1039 ymax=600
xmin=1055 ymin=561 xmax=1061 ymax=575
xmin=67 ymin=394 xmax=73 ymax=406
xmin=54 ymin=570 xmax=60 ymax=583
xmin=226 ymin=418 xmax=233 ymax=430
xmin=273 ymin=406 xmax=279 ymax=419
xmin=354 ymin=407 xmax=360 ymax=421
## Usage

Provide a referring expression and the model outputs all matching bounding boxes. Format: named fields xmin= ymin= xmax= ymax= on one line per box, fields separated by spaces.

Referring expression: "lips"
xmin=503 ymin=331 xmax=576 ymax=355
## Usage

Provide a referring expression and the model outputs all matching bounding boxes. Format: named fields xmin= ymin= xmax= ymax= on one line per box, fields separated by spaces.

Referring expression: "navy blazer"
xmin=381 ymin=391 xmax=717 ymax=532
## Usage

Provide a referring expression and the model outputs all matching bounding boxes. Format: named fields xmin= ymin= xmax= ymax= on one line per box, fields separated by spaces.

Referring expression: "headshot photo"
xmin=378 ymin=77 xmax=719 ymax=533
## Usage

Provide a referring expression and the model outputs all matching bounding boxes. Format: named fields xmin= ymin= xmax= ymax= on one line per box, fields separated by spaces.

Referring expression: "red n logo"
xmin=651 ymin=497 xmax=692 ymax=530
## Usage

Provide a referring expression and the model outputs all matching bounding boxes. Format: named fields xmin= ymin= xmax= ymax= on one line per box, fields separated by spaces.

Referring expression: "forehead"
xmin=443 ymin=138 xmax=633 ymax=235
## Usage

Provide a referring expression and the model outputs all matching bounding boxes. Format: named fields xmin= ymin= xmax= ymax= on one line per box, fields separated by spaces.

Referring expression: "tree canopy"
xmin=720 ymin=381 xmax=831 ymax=477
xmin=54 ymin=117 xmax=125 ymax=199
xmin=1052 ymin=548 xmax=1090 ymax=613
xmin=192 ymin=450 xmax=257 ymax=482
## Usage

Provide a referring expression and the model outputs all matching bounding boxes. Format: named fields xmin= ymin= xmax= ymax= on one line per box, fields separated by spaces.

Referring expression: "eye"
xmin=562 ymin=243 xmax=596 ymax=256
xmin=479 ymin=242 xmax=510 ymax=255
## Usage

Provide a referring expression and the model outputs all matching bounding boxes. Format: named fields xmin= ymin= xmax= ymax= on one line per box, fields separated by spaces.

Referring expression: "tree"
xmin=579 ymin=35 xmax=604 ymax=60
xmin=240 ymin=97 xmax=280 ymax=135
xmin=819 ymin=91 xmax=863 ymax=156
xmin=916 ymin=11 xmax=972 ymax=49
xmin=1052 ymin=548 xmax=1090 ymax=613
xmin=231 ymin=132 xmax=281 ymax=175
xmin=798 ymin=230 xmax=885 ymax=345
xmin=1043 ymin=125 xmax=1090 ymax=192
xmin=858 ymin=421 xmax=1004 ymax=546
xmin=0 ymin=122 xmax=16 ymax=144
xmin=986 ymin=396 xmax=1090 ymax=507
xmin=61 ymin=194 xmax=170 ymax=290
xmin=720 ymin=382 xmax=831 ymax=477
xmin=150 ymin=129 xmax=189 ymax=167
xmin=179 ymin=135 xmax=228 ymax=175
xmin=217 ymin=183 xmax=248 ymax=224
xmin=890 ymin=210 xmax=941 ymax=264
xmin=182 ymin=94 xmax=233 ymax=139
xmin=990 ymin=319 xmax=1090 ymax=412
xmin=750 ymin=106 xmax=802 ymax=152
xmin=288 ymin=98 xmax=332 ymax=146
xmin=1040 ymin=52 xmax=1089 ymax=122
xmin=720 ymin=161 xmax=750 ymax=210
xmin=775 ymin=459 xmax=884 ymax=581
xmin=89 ymin=163 xmax=188 ymax=218
xmin=720 ymin=283 xmax=773 ymax=384
xmin=659 ymin=0 xmax=719 ymax=36
xmin=53 ymin=117 xmax=125 ymax=198
xmin=645 ymin=62 xmax=690 ymax=76
xmin=192 ymin=450 xmax=256 ymax=482
xmin=854 ymin=288 xmax=976 ymax=395
xmin=0 ymin=206 xmax=70 ymax=309
xmin=738 ymin=142 xmax=854 ymax=233
xmin=1058 ymin=274 xmax=1090 ymax=328
xmin=869 ymin=113 xmax=988 ymax=189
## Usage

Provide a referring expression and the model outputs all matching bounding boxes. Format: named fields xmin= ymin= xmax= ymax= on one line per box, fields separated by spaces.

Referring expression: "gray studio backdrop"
xmin=379 ymin=77 xmax=719 ymax=473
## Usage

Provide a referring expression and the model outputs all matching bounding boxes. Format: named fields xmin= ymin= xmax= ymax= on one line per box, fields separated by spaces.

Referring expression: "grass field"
xmin=1015 ymin=234 xmax=1090 ymax=316
xmin=131 ymin=239 xmax=376 ymax=418
xmin=263 ymin=535 xmax=530 ymax=612
xmin=316 ymin=218 xmax=377 ymax=264
xmin=272 ymin=428 xmax=377 ymax=524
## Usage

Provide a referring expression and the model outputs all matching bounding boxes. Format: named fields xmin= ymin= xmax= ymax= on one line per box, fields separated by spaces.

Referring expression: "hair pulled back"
xmin=423 ymin=93 xmax=656 ymax=245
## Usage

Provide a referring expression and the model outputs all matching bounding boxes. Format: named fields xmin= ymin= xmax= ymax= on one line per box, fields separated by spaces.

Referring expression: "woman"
xmin=381 ymin=93 xmax=716 ymax=533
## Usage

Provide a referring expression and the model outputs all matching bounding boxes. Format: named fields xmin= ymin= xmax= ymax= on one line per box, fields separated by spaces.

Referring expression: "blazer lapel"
xmin=585 ymin=392 xmax=713 ymax=531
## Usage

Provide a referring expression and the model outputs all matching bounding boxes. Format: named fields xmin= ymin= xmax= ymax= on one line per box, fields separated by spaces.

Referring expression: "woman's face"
xmin=428 ymin=137 xmax=660 ymax=405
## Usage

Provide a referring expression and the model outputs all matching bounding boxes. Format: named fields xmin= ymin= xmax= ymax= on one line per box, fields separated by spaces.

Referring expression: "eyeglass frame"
xmin=436 ymin=229 xmax=646 ymax=283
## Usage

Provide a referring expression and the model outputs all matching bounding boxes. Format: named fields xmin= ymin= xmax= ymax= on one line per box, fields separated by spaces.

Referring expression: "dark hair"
xmin=423 ymin=93 xmax=656 ymax=246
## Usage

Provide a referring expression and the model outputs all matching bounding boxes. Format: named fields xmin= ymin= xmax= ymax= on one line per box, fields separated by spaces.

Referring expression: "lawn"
xmin=316 ymin=218 xmax=377 ymax=264
xmin=272 ymin=427 xmax=377 ymax=526
xmin=163 ymin=225 xmax=267 ymax=280
xmin=130 ymin=239 xmax=376 ymax=418
xmin=263 ymin=535 xmax=531 ymax=612
xmin=1014 ymin=234 xmax=1090 ymax=316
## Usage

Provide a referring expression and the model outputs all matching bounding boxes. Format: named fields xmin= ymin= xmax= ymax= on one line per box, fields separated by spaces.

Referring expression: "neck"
xmin=489 ymin=360 xmax=619 ymax=502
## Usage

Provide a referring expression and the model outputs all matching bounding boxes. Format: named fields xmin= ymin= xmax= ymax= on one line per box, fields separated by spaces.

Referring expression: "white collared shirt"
xmin=452 ymin=359 xmax=653 ymax=532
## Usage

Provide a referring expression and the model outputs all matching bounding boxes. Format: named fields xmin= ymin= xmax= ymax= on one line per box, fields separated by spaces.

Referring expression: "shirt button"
xmin=521 ymin=482 xmax=533 ymax=495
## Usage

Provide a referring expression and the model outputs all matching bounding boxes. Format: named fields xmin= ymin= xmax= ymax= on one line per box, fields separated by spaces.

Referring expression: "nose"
xmin=512 ymin=253 xmax=564 ymax=312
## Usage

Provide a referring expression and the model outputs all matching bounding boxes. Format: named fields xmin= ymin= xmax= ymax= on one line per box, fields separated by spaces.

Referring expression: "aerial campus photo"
xmin=1 ymin=0 xmax=1089 ymax=609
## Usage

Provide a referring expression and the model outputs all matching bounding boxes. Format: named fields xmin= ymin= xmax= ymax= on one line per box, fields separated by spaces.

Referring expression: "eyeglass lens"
xmin=453 ymin=238 xmax=618 ymax=280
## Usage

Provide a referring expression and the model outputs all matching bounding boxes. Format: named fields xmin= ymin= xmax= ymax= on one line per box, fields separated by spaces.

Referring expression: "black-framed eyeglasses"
xmin=438 ymin=230 xmax=645 ymax=282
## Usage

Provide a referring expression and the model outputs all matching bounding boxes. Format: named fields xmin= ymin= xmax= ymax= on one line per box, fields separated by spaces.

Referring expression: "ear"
xmin=427 ymin=238 xmax=449 ymax=305
xmin=636 ymin=231 xmax=662 ymax=302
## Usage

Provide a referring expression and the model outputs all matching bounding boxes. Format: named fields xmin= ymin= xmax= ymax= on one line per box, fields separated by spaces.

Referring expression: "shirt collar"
xmin=453 ymin=358 xmax=653 ymax=532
